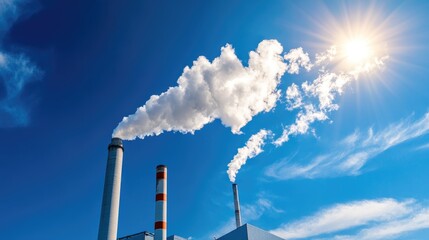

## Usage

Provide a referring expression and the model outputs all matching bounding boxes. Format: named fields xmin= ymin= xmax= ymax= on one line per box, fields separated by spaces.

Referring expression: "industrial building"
xmin=118 ymin=231 xmax=187 ymax=240
xmin=118 ymin=224 xmax=284 ymax=240
xmin=98 ymin=138 xmax=285 ymax=240
xmin=118 ymin=231 xmax=153 ymax=240
xmin=217 ymin=224 xmax=284 ymax=240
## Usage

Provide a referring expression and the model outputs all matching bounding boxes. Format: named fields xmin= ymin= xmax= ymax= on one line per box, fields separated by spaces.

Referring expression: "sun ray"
xmin=278 ymin=1 xmax=423 ymax=130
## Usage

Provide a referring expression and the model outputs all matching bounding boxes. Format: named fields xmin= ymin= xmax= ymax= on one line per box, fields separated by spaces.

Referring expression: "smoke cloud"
xmin=274 ymin=50 xmax=388 ymax=146
xmin=227 ymin=129 xmax=271 ymax=182
xmin=112 ymin=37 xmax=387 ymax=182
xmin=229 ymin=45 xmax=388 ymax=180
xmin=113 ymin=40 xmax=286 ymax=140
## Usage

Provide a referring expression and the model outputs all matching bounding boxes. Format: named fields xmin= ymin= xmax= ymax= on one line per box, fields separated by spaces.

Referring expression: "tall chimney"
xmin=98 ymin=138 xmax=124 ymax=240
xmin=232 ymin=183 xmax=242 ymax=228
xmin=154 ymin=165 xmax=167 ymax=240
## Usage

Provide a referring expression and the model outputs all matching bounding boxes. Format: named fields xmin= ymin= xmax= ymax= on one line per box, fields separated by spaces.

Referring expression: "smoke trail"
xmin=274 ymin=52 xmax=388 ymax=146
xmin=227 ymin=129 xmax=271 ymax=182
xmin=227 ymin=46 xmax=388 ymax=180
xmin=113 ymin=40 xmax=287 ymax=140
xmin=111 ymin=36 xmax=387 ymax=182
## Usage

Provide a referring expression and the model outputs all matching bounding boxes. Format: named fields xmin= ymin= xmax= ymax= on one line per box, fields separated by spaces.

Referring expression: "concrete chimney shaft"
xmin=232 ymin=183 xmax=242 ymax=228
xmin=98 ymin=138 xmax=124 ymax=240
xmin=154 ymin=165 xmax=167 ymax=240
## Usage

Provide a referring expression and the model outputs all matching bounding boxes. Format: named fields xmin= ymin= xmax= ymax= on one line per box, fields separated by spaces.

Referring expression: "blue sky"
xmin=1 ymin=0 xmax=429 ymax=239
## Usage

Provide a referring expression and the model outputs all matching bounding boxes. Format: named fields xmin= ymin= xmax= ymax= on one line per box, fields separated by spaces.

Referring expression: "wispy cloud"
xmin=0 ymin=0 xmax=41 ymax=127
xmin=0 ymin=53 xmax=41 ymax=127
xmin=266 ymin=112 xmax=429 ymax=179
xmin=332 ymin=208 xmax=429 ymax=240
xmin=270 ymin=198 xmax=429 ymax=240
xmin=0 ymin=0 xmax=20 ymax=36
xmin=414 ymin=142 xmax=429 ymax=151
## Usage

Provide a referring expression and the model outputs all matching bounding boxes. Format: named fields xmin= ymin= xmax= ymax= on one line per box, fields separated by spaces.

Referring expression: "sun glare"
xmin=344 ymin=38 xmax=372 ymax=64
xmin=297 ymin=1 xmax=401 ymax=72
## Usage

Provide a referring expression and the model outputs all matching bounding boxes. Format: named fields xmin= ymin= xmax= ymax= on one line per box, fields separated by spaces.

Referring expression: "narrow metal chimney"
xmin=154 ymin=165 xmax=167 ymax=240
xmin=98 ymin=138 xmax=124 ymax=240
xmin=232 ymin=183 xmax=242 ymax=228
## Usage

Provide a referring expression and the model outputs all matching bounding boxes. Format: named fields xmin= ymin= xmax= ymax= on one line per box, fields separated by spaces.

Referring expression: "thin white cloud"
xmin=242 ymin=197 xmax=283 ymax=220
xmin=0 ymin=0 xmax=20 ymax=36
xmin=227 ymin=129 xmax=271 ymax=182
xmin=266 ymin=112 xmax=429 ymax=179
xmin=414 ymin=142 xmax=429 ymax=151
xmin=113 ymin=40 xmax=287 ymax=140
xmin=332 ymin=207 xmax=429 ymax=240
xmin=0 ymin=0 xmax=41 ymax=127
xmin=315 ymin=46 xmax=337 ymax=66
xmin=270 ymin=198 xmax=429 ymax=240
xmin=0 ymin=53 xmax=41 ymax=126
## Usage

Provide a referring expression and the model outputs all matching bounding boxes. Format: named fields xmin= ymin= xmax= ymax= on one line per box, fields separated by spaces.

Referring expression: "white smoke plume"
xmin=112 ymin=37 xmax=387 ymax=182
xmin=113 ymin=40 xmax=287 ymax=140
xmin=226 ymin=129 xmax=271 ymax=182
xmin=274 ymin=49 xmax=388 ymax=146
xmin=228 ymin=45 xmax=388 ymax=180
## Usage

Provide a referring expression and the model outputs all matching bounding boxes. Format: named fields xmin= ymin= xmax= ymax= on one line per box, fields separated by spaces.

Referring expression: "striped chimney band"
xmin=154 ymin=165 xmax=167 ymax=240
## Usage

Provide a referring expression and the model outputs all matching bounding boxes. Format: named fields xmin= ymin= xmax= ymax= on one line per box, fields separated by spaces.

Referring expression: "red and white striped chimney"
xmin=154 ymin=165 xmax=167 ymax=240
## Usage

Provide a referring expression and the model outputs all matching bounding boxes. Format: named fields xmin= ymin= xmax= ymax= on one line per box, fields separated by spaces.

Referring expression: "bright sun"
xmin=344 ymin=38 xmax=372 ymax=64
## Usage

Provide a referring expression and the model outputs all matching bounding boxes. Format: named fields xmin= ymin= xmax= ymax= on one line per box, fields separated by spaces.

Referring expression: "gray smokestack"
xmin=232 ymin=183 xmax=242 ymax=228
xmin=98 ymin=138 xmax=124 ymax=240
xmin=154 ymin=165 xmax=167 ymax=240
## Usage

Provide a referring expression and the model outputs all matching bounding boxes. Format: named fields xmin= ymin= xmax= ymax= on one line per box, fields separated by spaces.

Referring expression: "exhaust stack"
xmin=232 ymin=183 xmax=242 ymax=228
xmin=154 ymin=165 xmax=167 ymax=240
xmin=98 ymin=138 xmax=124 ymax=240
